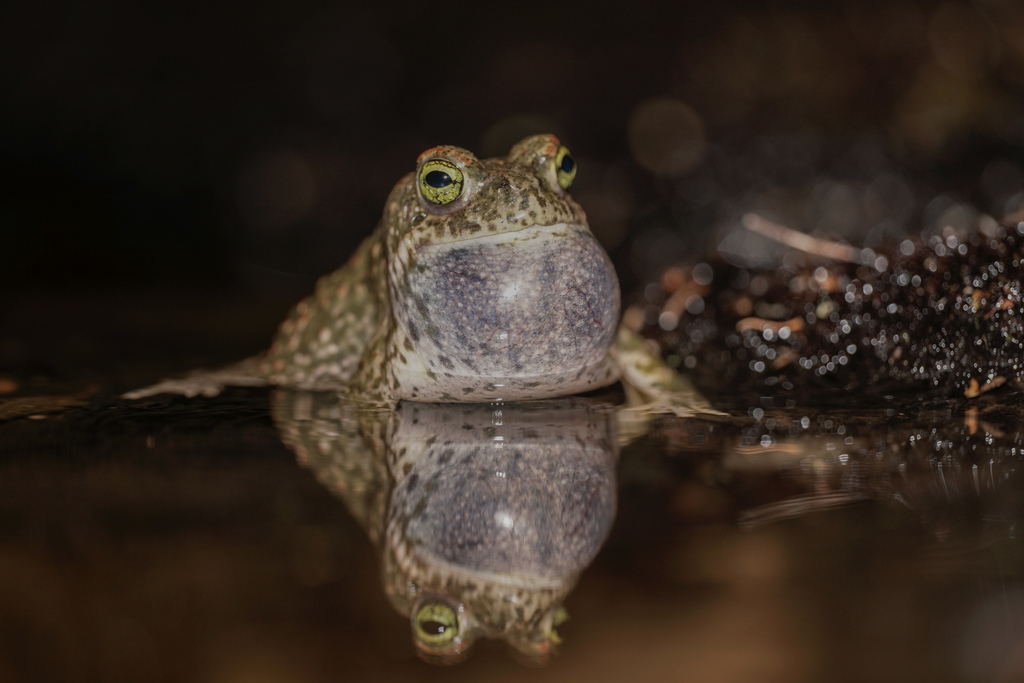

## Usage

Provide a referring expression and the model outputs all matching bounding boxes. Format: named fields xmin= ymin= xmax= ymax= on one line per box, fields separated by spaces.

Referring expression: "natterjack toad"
xmin=126 ymin=135 xmax=714 ymax=415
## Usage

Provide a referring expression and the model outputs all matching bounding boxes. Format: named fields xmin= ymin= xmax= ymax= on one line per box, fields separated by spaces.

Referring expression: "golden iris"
xmin=418 ymin=159 xmax=464 ymax=206
xmin=555 ymin=145 xmax=576 ymax=190
xmin=414 ymin=602 xmax=459 ymax=646
xmin=550 ymin=605 xmax=569 ymax=644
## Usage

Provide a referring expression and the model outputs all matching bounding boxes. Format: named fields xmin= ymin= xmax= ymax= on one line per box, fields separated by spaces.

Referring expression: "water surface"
xmin=3 ymin=381 xmax=1023 ymax=682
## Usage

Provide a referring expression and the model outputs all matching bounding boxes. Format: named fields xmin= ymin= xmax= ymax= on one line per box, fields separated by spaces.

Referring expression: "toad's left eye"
xmin=555 ymin=145 xmax=576 ymax=190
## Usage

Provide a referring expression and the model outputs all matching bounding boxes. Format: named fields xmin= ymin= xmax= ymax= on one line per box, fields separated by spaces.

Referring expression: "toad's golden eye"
xmin=418 ymin=159 xmax=464 ymax=206
xmin=414 ymin=602 xmax=459 ymax=647
xmin=555 ymin=145 xmax=576 ymax=190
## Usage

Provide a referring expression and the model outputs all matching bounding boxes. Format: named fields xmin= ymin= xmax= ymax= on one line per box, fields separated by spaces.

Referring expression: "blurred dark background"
xmin=3 ymin=0 xmax=1024 ymax=392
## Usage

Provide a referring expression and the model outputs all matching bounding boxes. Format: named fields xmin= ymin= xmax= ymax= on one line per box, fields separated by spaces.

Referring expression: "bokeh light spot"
xmin=628 ymin=98 xmax=705 ymax=177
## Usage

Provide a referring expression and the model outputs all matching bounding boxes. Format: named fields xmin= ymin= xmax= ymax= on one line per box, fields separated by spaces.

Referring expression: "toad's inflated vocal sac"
xmin=126 ymin=135 xmax=712 ymax=414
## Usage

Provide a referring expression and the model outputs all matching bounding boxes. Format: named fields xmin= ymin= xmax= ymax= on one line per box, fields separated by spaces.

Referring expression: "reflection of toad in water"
xmin=272 ymin=392 xmax=618 ymax=664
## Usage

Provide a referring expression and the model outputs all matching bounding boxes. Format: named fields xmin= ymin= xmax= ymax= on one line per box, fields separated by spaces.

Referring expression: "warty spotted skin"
xmin=259 ymin=135 xmax=620 ymax=404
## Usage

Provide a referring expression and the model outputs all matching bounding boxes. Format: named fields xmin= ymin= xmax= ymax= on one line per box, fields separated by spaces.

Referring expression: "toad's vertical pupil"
xmin=560 ymin=154 xmax=575 ymax=174
xmin=425 ymin=170 xmax=453 ymax=188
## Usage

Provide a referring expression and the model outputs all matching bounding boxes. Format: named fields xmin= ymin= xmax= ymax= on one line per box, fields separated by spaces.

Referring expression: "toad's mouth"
xmin=396 ymin=544 xmax=569 ymax=591
xmin=411 ymin=221 xmax=587 ymax=252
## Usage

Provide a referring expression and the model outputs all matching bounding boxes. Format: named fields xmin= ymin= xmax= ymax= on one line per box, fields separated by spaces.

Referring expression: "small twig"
xmin=735 ymin=315 xmax=804 ymax=334
xmin=738 ymin=491 xmax=870 ymax=529
xmin=741 ymin=213 xmax=867 ymax=265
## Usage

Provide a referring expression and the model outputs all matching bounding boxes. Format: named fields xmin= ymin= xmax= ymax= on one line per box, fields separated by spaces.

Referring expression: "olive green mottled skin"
xmin=258 ymin=135 xmax=621 ymax=405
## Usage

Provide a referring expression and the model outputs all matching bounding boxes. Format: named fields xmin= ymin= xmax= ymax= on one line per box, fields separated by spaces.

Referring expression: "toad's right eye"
xmin=418 ymin=159 xmax=464 ymax=206
xmin=414 ymin=602 xmax=459 ymax=646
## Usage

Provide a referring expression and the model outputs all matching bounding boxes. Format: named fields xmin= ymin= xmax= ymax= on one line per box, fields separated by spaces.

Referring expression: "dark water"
xmin=4 ymin=368 xmax=1024 ymax=682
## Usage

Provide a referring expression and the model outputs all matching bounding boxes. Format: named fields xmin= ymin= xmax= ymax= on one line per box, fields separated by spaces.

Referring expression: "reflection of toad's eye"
xmin=414 ymin=602 xmax=459 ymax=646
xmin=418 ymin=160 xmax=464 ymax=206
xmin=550 ymin=605 xmax=569 ymax=644
xmin=555 ymin=145 xmax=576 ymax=190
